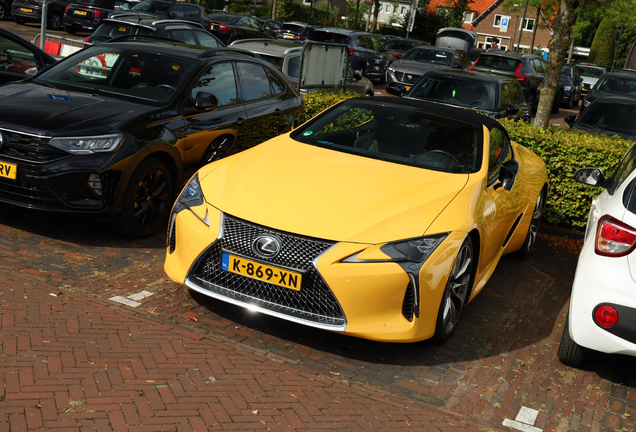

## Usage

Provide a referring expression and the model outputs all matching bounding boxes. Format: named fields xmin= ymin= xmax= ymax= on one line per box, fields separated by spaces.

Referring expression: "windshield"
xmin=308 ymin=31 xmax=349 ymax=45
xmin=473 ymin=55 xmax=520 ymax=72
xmin=71 ymin=0 xmax=116 ymax=6
xmin=595 ymin=76 xmax=636 ymax=95
xmin=404 ymin=48 xmax=452 ymax=66
xmin=133 ymin=0 xmax=171 ymax=13
xmin=281 ymin=24 xmax=303 ymax=33
xmin=579 ymin=100 xmax=636 ymax=138
xmin=208 ymin=13 xmax=238 ymax=21
xmin=560 ymin=67 xmax=574 ymax=79
xmin=36 ymin=45 xmax=198 ymax=106
xmin=91 ymin=22 xmax=153 ymax=40
xmin=384 ymin=39 xmax=419 ymax=53
xmin=409 ymin=76 xmax=497 ymax=111
xmin=577 ymin=65 xmax=605 ymax=78
xmin=290 ymin=100 xmax=482 ymax=174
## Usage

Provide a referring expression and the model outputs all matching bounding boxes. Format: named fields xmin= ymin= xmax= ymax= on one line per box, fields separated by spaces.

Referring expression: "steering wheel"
xmin=157 ymin=84 xmax=177 ymax=91
xmin=424 ymin=150 xmax=461 ymax=166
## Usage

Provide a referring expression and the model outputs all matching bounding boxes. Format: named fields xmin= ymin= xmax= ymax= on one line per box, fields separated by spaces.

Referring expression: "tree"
xmin=588 ymin=16 xmax=616 ymax=69
xmin=533 ymin=0 xmax=580 ymax=128
xmin=502 ymin=0 xmax=559 ymax=52
xmin=276 ymin=0 xmax=296 ymax=20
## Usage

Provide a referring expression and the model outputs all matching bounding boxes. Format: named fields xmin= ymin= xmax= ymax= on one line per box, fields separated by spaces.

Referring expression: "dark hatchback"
xmin=580 ymin=71 xmax=636 ymax=114
xmin=389 ymin=68 xmax=531 ymax=122
xmin=0 ymin=27 xmax=56 ymax=84
xmin=86 ymin=17 xmax=223 ymax=47
xmin=469 ymin=51 xmax=564 ymax=113
xmin=124 ymin=0 xmax=211 ymax=28
xmin=11 ymin=0 xmax=69 ymax=30
xmin=566 ymin=95 xmax=636 ymax=140
xmin=208 ymin=12 xmax=271 ymax=45
xmin=0 ymin=41 xmax=303 ymax=237
xmin=62 ymin=0 xmax=137 ymax=34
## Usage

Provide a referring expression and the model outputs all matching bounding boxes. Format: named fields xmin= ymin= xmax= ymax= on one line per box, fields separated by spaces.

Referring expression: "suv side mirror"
xmin=574 ymin=167 xmax=605 ymax=187
xmin=564 ymin=114 xmax=577 ymax=127
xmin=353 ymin=70 xmax=363 ymax=80
xmin=194 ymin=92 xmax=219 ymax=111
xmin=506 ymin=104 xmax=520 ymax=115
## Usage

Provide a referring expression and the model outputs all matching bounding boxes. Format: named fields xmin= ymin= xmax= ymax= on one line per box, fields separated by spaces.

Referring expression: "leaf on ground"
xmin=252 ymin=410 xmax=258 ymax=414
xmin=288 ymin=392 xmax=298 ymax=399
xmin=189 ymin=316 xmax=198 ymax=322
xmin=329 ymin=371 xmax=340 ymax=375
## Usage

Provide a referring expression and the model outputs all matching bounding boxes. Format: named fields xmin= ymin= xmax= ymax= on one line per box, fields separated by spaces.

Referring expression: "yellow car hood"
xmin=199 ymin=137 xmax=469 ymax=244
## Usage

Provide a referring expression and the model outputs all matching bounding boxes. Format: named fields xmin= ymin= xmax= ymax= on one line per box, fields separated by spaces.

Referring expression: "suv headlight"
xmin=49 ymin=133 xmax=124 ymax=155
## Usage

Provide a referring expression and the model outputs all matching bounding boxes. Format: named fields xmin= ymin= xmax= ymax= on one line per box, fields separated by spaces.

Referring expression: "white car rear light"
xmin=595 ymin=215 xmax=636 ymax=257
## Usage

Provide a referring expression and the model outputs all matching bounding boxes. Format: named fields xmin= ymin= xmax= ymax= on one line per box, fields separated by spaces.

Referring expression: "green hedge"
xmin=500 ymin=119 xmax=632 ymax=228
xmin=296 ymin=93 xmax=632 ymax=230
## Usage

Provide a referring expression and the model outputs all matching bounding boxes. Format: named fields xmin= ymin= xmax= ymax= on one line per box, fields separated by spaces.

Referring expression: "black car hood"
xmin=0 ymin=82 xmax=156 ymax=136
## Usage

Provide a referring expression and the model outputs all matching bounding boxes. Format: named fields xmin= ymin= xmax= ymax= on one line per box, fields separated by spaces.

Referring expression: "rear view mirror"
xmin=574 ymin=167 xmax=605 ymax=187
xmin=194 ymin=92 xmax=219 ymax=111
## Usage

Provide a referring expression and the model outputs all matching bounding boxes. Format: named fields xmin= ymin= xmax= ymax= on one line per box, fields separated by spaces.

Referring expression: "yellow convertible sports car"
xmin=164 ymin=97 xmax=548 ymax=343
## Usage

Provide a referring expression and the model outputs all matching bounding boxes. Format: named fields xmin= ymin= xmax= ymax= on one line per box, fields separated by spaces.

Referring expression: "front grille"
xmin=188 ymin=214 xmax=346 ymax=329
xmin=0 ymin=178 xmax=64 ymax=209
xmin=0 ymin=129 xmax=69 ymax=163
xmin=396 ymin=72 xmax=421 ymax=84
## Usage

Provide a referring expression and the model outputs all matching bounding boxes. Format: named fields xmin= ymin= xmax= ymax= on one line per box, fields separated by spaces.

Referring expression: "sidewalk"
xmin=0 ymin=269 xmax=502 ymax=431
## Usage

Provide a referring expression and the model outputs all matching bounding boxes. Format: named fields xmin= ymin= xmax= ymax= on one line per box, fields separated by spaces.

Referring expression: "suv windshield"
xmin=291 ymin=100 xmax=481 ymax=173
xmin=560 ymin=67 xmax=574 ymax=79
xmin=577 ymin=66 xmax=605 ymax=78
xmin=404 ymin=48 xmax=452 ymax=66
xmin=473 ymin=54 xmax=520 ymax=72
xmin=308 ymin=31 xmax=349 ymax=45
xmin=410 ymin=76 xmax=497 ymax=111
xmin=579 ymin=100 xmax=636 ymax=137
xmin=595 ymin=76 xmax=636 ymax=95
xmin=133 ymin=0 xmax=171 ymax=13
xmin=37 ymin=45 xmax=197 ymax=105
xmin=281 ymin=24 xmax=303 ymax=33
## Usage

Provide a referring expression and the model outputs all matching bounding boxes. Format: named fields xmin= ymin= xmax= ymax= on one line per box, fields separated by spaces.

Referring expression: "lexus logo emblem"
xmin=252 ymin=235 xmax=281 ymax=258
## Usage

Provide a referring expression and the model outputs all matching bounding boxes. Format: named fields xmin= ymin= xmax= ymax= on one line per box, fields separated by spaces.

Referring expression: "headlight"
xmin=49 ymin=133 xmax=124 ymax=155
xmin=171 ymin=173 xmax=208 ymax=224
xmin=342 ymin=234 xmax=448 ymax=264
xmin=564 ymin=86 xmax=572 ymax=91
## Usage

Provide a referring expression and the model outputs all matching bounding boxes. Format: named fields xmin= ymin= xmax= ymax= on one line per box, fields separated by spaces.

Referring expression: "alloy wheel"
xmin=440 ymin=241 xmax=473 ymax=335
xmin=132 ymin=168 xmax=171 ymax=232
xmin=526 ymin=192 xmax=544 ymax=252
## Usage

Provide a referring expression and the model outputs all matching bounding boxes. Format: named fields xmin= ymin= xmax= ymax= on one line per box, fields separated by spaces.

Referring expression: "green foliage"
xmin=298 ymin=90 xmax=360 ymax=124
xmin=408 ymin=0 xmax=473 ymax=45
xmin=588 ymin=17 xmax=617 ymax=69
xmin=276 ymin=0 xmax=296 ymax=21
xmin=253 ymin=5 xmax=271 ymax=17
xmin=500 ymin=119 xmax=632 ymax=228
xmin=227 ymin=2 xmax=251 ymax=13
xmin=379 ymin=25 xmax=405 ymax=37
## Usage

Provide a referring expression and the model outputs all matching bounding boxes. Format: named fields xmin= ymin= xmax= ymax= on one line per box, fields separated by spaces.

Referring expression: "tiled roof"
xmin=427 ymin=0 xmax=500 ymax=30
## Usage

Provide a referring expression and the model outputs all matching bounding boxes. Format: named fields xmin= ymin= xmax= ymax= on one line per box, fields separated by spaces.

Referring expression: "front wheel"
xmin=432 ymin=236 xmax=474 ymax=343
xmin=48 ymin=11 xmax=62 ymax=30
xmin=514 ymin=189 xmax=545 ymax=259
xmin=551 ymin=90 xmax=563 ymax=114
xmin=113 ymin=159 xmax=173 ymax=238
xmin=557 ymin=313 xmax=585 ymax=367
xmin=0 ymin=4 xmax=6 ymax=20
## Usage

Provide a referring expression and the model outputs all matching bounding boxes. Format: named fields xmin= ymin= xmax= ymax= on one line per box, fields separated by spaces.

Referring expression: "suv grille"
xmin=188 ymin=214 xmax=346 ymax=329
xmin=396 ymin=72 xmax=421 ymax=84
xmin=0 ymin=129 xmax=69 ymax=163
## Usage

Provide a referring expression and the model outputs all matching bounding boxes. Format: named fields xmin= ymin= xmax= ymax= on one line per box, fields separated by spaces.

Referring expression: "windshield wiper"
xmin=32 ymin=79 xmax=57 ymax=88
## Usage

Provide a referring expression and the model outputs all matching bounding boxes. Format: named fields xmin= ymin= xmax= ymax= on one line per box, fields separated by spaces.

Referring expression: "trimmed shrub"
xmin=588 ymin=17 xmax=616 ymax=70
xmin=298 ymin=90 xmax=361 ymax=124
xmin=501 ymin=119 xmax=632 ymax=228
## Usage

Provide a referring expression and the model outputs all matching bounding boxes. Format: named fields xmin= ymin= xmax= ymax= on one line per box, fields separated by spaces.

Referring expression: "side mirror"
xmin=396 ymin=54 xmax=403 ymax=60
xmin=395 ymin=84 xmax=407 ymax=96
xmin=574 ymin=167 xmax=605 ymax=187
xmin=564 ymin=114 xmax=577 ymax=127
xmin=353 ymin=70 xmax=363 ymax=80
xmin=194 ymin=92 xmax=219 ymax=111
xmin=499 ymin=159 xmax=519 ymax=191
xmin=506 ymin=104 xmax=520 ymax=115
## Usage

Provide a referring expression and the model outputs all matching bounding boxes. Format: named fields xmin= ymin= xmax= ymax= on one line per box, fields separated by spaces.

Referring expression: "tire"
xmin=48 ymin=11 xmax=62 ymax=30
xmin=13 ymin=15 xmax=25 ymax=25
xmin=526 ymin=91 xmax=536 ymax=111
xmin=0 ymin=4 xmax=6 ymax=20
xmin=513 ymin=189 xmax=546 ymax=259
xmin=432 ymin=236 xmax=475 ymax=343
xmin=551 ymin=90 xmax=562 ymax=114
xmin=557 ymin=313 xmax=585 ymax=367
xmin=64 ymin=26 xmax=77 ymax=34
xmin=113 ymin=159 xmax=173 ymax=238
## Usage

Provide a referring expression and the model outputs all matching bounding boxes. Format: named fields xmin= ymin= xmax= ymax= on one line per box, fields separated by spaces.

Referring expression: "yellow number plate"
xmin=283 ymin=34 xmax=294 ymax=39
xmin=74 ymin=10 xmax=87 ymax=15
xmin=20 ymin=7 xmax=32 ymax=12
xmin=222 ymin=253 xmax=302 ymax=291
xmin=0 ymin=160 xmax=17 ymax=180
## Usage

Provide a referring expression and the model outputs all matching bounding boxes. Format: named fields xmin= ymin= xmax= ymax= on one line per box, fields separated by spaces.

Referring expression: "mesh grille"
xmin=396 ymin=72 xmax=421 ymax=84
xmin=189 ymin=214 xmax=346 ymax=328
xmin=0 ymin=179 xmax=64 ymax=209
xmin=0 ymin=129 xmax=69 ymax=163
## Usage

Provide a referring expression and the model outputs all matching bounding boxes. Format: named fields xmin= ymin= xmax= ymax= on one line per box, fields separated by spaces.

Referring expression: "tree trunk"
xmin=529 ymin=6 xmax=540 ymax=53
xmin=366 ymin=1 xmax=372 ymax=30
xmin=567 ymin=37 xmax=575 ymax=64
xmin=271 ymin=0 xmax=277 ymax=19
xmin=353 ymin=0 xmax=361 ymax=29
xmin=372 ymin=0 xmax=380 ymax=31
xmin=532 ymin=0 xmax=580 ymax=128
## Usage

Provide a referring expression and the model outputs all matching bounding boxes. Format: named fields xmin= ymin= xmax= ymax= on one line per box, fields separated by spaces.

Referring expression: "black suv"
xmin=580 ymin=70 xmax=636 ymax=114
xmin=307 ymin=28 xmax=393 ymax=83
xmin=276 ymin=21 xmax=310 ymax=40
xmin=208 ymin=12 xmax=272 ymax=45
xmin=469 ymin=51 xmax=564 ymax=113
xmin=87 ymin=17 xmax=224 ymax=47
xmin=62 ymin=0 xmax=137 ymax=34
xmin=12 ymin=0 xmax=69 ymax=30
xmin=124 ymin=0 xmax=211 ymax=29
xmin=0 ymin=40 xmax=302 ymax=237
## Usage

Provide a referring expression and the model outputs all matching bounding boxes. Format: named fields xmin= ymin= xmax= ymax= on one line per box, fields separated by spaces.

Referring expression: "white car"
xmin=558 ymin=144 xmax=636 ymax=366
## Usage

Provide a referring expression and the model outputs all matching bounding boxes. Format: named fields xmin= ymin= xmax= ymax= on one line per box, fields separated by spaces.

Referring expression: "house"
xmin=428 ymin=0 xmax=553 ymax=52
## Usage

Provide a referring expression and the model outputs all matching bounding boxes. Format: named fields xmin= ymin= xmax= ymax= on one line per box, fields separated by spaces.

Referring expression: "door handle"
xmin=236 ymin=117 xmax=244 ymax=126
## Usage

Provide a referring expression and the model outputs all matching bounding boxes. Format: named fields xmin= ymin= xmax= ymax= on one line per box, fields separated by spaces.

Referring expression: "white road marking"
xmin=127 ymin=290 xmax=154 ymax=301
xmin=503 ymin=406 xmax=542 ymax=432
xmin=109 ymin=296 xmax=142 ymax=308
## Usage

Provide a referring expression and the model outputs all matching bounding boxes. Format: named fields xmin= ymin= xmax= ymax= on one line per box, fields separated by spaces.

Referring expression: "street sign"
xmin=500 ymin=16 xmax=510 ymax=33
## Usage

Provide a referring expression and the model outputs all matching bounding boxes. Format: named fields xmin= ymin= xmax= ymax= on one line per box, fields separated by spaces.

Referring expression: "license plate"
xmin=74 ymin=9 xmax=87 ymax=15
xmin=20 ymin=7 xmax=32 ymax=12
xmin=0 ymin=160 xmax=17 ymax=180
xmin=283 ymin=34 xmax=294 ymax=39
xmin=222 ymin=253 xmax=302 ymax=291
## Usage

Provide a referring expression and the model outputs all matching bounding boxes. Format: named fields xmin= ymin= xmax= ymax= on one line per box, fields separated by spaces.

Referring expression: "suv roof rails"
xmin=106 ymin=35 xmax=181 ymax=45
xmin=198 ymin=47 xmax=261 ymax=59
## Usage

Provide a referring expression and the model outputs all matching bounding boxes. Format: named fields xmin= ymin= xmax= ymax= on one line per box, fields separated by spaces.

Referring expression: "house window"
xmin=520 ymin=18 xmax=535 ymax=31
xmin=463 ymin=11 xmax=473 ymax=23
xmin=400 ymin=6 xmax=406 ymax=14
xmin=385 ymin=4 xmax=391 ymax=12
xmin=493 ymin=14 xmax=503 ymax=27
xmin=393 ymin=4 xmax=398 ymax=13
